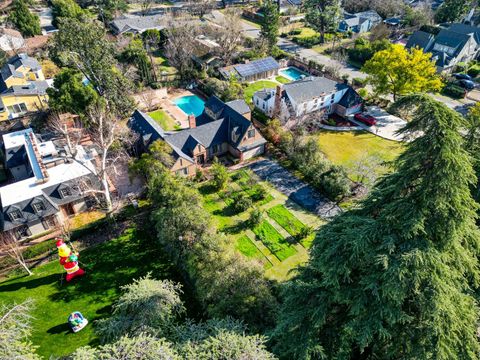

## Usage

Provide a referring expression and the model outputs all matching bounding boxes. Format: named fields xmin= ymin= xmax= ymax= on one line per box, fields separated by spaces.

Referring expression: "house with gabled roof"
xmin=0 ymin=53 xmax=49 ymax=121
xmin=338 ymin=10 xmax=382 ymax=34
xmin=253 ymin=76 xmax=363 ymax=123
xmin=129 ymin=97 xmax=266 ymax=176
xmin=0 ymin=128 xmax=100 ymax=239
xmin=406 ymin=23 xmax=480 ymax=72
xmin=110 ymin=14 xmax=167 ymax=35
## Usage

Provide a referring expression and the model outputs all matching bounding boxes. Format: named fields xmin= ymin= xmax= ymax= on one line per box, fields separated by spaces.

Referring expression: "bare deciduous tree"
xmin=351 ymin=153 xmax=385 ymax=187
xmin=0 ymin=231 xmax=32 ymax=275
xmin=212 ymin=10 xmax=244 ymax=65
xmin=188 ymin=0 xmax=216 ymax=19
xmin=164 ymin=21 xmax=199 ymax=79
xmin=139 ymin=0 xmax=154 ymax=16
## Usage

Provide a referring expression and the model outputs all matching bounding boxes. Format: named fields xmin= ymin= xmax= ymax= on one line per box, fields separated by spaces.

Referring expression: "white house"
xmin=253 ymin=77 xmax=363 ymax=122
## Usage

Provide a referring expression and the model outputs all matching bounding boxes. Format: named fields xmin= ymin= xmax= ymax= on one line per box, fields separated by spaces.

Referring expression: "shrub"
xmin=358 ymin=88 xmax=369 ymax=98
xmin=467 ymin=66 xmax=480 ymax=78
xmin=289 ymin=29 xmax=302 ymax=35
xmin=250 ymin=184 xmax=267 ymax=201
xmin=210 ymin=161 xmax=229 ymax=190
xmin=232 ymin=192 xmax=253 ymax=213
xmin=248 ymin=207 xmax=264 ymax=227
xmin=352 ymin=77 xmax=367 ymax=87
xmin=442 ymin=83 xmax=465 ymax=99
xmin=296 ymin=225 xmax=313 ymax=241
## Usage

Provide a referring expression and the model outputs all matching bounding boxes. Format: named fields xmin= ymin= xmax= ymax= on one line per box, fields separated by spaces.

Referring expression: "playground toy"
xmin=56 ymin=238 xmax=85 ymax=282
xmin=68 ymin=311 xmax=88 ymax=333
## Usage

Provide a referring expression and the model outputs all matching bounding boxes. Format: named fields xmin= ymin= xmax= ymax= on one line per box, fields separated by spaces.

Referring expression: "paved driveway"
xmin=348 ymin=106 xmax=407 ymax=141
xmin=247 ymin=159 xmax=341 ymax=219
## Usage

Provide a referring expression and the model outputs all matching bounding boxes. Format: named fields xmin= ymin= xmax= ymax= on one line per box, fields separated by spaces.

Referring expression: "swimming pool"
xmin=173 ymin=95 xmax=205 ymax=117
xmin=279 ymin=67 xmax=310 ymax=81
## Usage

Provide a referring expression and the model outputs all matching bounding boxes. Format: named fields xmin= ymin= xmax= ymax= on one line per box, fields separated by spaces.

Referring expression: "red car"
xmin=354 ymin=113 xmax=377 ymax=126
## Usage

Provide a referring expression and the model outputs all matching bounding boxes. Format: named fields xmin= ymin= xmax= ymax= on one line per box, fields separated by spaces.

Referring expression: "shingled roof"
xmin=283 ymin=77 xmax=348 ymax=103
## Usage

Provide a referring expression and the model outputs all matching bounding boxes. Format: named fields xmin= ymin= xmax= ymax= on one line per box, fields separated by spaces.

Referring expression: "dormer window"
xmin=248 ymin=129 xmax=255 ymax=138
xmin=8 ymin=210 xmax=22 ymax=221
xmin=60 ymin=187 xmax=72 ymax=198
xmin=32 ymin=202 xmax=46 ymax=213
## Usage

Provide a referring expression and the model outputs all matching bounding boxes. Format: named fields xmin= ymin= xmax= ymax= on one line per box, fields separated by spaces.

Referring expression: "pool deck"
xmin=162 ymin=89 xmax=199 ymax=129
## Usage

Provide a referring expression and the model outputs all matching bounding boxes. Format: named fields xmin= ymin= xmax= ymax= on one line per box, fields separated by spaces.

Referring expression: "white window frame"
xmin=32 ymin=202 xmax=46 ymax=213
xmin=9 ymin=210 xmax=22 ymax=221
xmin=60 ymin=187 xmax=72 ymax=198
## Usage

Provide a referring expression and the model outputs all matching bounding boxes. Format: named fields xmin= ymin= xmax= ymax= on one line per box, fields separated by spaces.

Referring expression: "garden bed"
xmin=235 ymin=235 xmax=272 ymax=269
xmin=253 ymin=220 xmax=297 ymax=261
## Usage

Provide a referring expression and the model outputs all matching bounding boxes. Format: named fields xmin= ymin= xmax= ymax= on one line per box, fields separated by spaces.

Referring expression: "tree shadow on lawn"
xmin=48 ymin=226 xmax=178 ymax=304
xmin=0 ymin=273 xmax=60 ymax=293
xmin=222 ymin=219 xmax=251 ymax=235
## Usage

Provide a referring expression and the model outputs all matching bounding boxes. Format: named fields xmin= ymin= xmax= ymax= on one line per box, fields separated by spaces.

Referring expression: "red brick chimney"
xmin=273 ymin=85 xmax=283 ymax=118
xmin=188 ymin=114 xmax=196 ymax=129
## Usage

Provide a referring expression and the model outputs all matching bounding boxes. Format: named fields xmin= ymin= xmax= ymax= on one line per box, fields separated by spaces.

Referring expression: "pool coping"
xmin=279 ymin=66 xmax=311 ymax=81
xmin=172 ymin=94 xmax=206 ymax=118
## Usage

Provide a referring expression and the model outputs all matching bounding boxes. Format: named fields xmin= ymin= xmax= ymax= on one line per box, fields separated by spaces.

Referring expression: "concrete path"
xmin=348 ymin=106 xmax=407 ymax=142
xmin=246 ymin=159 xmax=341 ymax=219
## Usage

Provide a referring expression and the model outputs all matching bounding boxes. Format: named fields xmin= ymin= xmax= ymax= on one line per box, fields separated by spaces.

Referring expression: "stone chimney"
xmin=188 ymin=114 xmax=196 ymax=129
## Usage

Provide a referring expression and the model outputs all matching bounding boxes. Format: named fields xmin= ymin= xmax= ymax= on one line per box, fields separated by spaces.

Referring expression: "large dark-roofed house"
xmin=129 ymin=96 xmax=267 ymax=176
xmin=406 ymin=23 xmax=480 ymax=72
xmin=219 ymin=57 xmax=280 ymax=82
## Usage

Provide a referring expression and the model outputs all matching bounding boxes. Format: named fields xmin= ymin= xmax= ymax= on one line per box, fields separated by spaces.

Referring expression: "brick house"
xmin=129 ymin=96 xmax=266 ymax=176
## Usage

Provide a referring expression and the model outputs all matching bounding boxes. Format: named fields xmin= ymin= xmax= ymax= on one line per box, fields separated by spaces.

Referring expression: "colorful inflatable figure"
xmin=56 ymin=238 xmax=85 ymax=282
xmin=68 ymin=311 xmax=88 ymax=333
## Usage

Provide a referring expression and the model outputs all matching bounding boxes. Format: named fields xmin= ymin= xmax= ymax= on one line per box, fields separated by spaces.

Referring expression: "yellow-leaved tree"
xmin=363 ymin=44 xmax=444 ymax=100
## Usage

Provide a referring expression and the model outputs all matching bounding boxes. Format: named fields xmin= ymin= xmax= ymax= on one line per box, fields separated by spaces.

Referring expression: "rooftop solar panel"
xmin=234 ymin=57 xmax=280 ymax=77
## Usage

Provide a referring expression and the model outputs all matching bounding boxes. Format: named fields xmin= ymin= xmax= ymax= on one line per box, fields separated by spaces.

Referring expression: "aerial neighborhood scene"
xmin=1 ymin=0 xmax=480 ymax=358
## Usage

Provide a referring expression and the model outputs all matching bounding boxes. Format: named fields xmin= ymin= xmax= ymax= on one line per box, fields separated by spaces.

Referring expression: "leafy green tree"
xmin=303 ymin=0 xmax=341 ymax=44
xmin=210 ymin=161 xmax=229 ymax=191
xmin=260 ymin=0 xmax=280 ymax=50
xmin=47 ymin=68 xmax=99 ymax=116
xmin=51 ymin=18 xmax=134 ymax=117
xmin=0 ymin=300 xmax=40 ymax=360
xmin=465 ymin=102 xmax=480 ymax=206
xmin=363 ymin=44 xmax=443 ymax=100
xmin=120 ymin=38 xmax=154 ymax=84
xmin=8 ymin=0 xmax=41 ymax=37
xmin=273 ymin=95 xmax=480 ymax=359
xmin=89 ymin=0 xmax=128 ymax=24
xmin=71 ymin=334 xmax=180 ymax=360
xmin=175 ymin=318 xmax=276 ymax=359
xmin=434 ymin=0 xmax=469 ymax=23
xmin=97 ymin=275 xmax=185 ymax=342
xmin=51 ymin=0 xmax=87 ymax=27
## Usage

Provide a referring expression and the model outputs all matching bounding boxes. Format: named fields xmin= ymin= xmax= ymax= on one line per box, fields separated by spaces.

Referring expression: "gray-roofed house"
xmin=129 ymin=96 xmax=266 ymax=176
xmin=0 ymin=53 xmax=49 ymax=121
xmin=338 ymin=10 xmax=382 ymax=33
xmin=110 ymin=14 xmax=167 ymax=35
xmin=252 ymin=76 xmax=363 ymax=122
xmin=219 ymin=57 xmax=280 ymax=82
xmin=406 ymin=24 xmax=480 ymax=72
xmin=0 ymin=128 xmax=100 ymax=239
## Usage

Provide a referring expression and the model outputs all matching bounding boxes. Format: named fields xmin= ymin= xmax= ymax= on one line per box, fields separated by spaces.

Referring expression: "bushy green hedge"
xmin=442 ymin=83 xmax=465 ymax=99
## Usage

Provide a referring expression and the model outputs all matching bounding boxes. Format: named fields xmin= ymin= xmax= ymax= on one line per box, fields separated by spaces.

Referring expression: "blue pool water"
xmin=280 ymin=67 xmax=309 ymax=81
xmin=174 ymin=95 xmax=205 ymax=117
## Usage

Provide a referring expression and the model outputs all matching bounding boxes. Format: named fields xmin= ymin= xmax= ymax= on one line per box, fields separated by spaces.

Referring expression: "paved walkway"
xmin=246 ymin=159 xmax=341 ymax=219
xmin=348 ymin=106 xmax=407 ymax=142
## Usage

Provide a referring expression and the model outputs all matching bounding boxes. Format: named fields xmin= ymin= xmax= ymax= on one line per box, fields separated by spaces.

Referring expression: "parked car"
xmin=458 ymin=79 xmax=475 ymax=90
xmin=454 ymin=73 xmax=472 ymax=81
xmin=354 ymin=113 xmax=377 ymax=126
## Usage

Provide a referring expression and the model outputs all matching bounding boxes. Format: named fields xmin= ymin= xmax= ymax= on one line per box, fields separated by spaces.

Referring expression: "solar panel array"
xmin=234 ymin=57 xmax=280 ymax=78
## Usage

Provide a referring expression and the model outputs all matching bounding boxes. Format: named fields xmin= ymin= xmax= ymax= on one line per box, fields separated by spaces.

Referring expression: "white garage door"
xmin=243 ymin=144 xmax=265 ymax=160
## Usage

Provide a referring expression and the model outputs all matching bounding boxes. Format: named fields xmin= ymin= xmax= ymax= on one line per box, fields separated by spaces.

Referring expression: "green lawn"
xmin=276 ymin=76 xmax=290 ymax=84
xmin=267 ymin=205 xmax=305 ymax=237
xmin=244 ymin=80 xmax=278 ymax=104
xmin=235 ymin=235 xmax=272 ymax=269
xmin=0 ymin=225 xmax=181 ymax=359
xmin=148 ymin=109 xmax=179 ymax=131
xmin=315 ymin=130 xmax=404 ymax=179
xmin=253 ymin=220 xmax=297 ymax=261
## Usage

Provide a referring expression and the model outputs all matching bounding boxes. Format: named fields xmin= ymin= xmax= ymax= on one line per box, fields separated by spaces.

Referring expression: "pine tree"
xmin=273 ymin=95 xmax=480 ymax=359
xmin=8 ymin=0 xmax=41 ymax=37
xmin=260 ymin=0 xmax=279 ymax=50
xmin=303 ymin=0 xmax=341 ymax=44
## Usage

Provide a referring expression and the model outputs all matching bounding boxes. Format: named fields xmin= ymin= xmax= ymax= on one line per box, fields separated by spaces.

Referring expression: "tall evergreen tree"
xmin=8 ymin=0 xmax=41 ymax=37
xmin=303 ymin=0 xmax=341 ymax=44
xmin=273 ymin=95 xmax=480 ymax=359
xmin=260 ymin=0 xmax=280 ymax=50
xmin=434 ymin=0 xmax=470 ymax=23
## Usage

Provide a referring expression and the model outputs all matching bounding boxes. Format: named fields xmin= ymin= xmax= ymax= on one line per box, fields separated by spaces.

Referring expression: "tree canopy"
xmin=303 ymin=0 xmax=341 ymax=43
xmin=260 ymin=0 xmax=280 ymax=50
xmin=434 ymin=0 xmax=470 ymax=23
xmin=273 ymin=95 xmax=480 ymax=359
xmin=8 ymin=0 xmax=41 ymax=37
xmin=50 ymin=18 xmax=134 ymax=117
xmin=47 ymin=68 xmax=100 ymax=116
xmin=51 ymin=0 xmax=87 ymax=27
xmin=363 ymin=44 xmax=443 ymax=100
